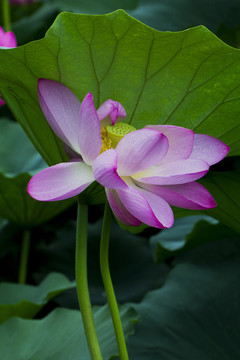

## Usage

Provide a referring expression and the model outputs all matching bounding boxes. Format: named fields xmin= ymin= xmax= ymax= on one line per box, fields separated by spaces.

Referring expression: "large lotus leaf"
xmin=0 ymin=10 xmax=239 ymax=166
xmin=0 ymin=272 xmax=75 ymax=324
xmin=0 ymin=119 xmax=74 ymax=226
xmin=128 ymin=236 xmax=240 ymax=360
xmin=150 ymin=215 xmax=238 ymax=262
xmin=0 ymin=304 xmax=138 ymax=360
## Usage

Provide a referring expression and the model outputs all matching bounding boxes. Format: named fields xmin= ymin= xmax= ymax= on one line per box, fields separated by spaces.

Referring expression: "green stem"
xmin=75 ymin=201 xmax=103 ymax=360
xmin=18 ymin=230 xmax=30 ymax=284
xmin=100 ymin=201 xmax=129 ymax=360
xmin=2 ymin=0 xmax=11 ymax=32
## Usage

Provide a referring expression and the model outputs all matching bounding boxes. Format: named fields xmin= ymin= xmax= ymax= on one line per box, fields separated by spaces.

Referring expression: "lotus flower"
xmin=0 ymin=26 xmax=17 ymax=106
xmin=28 ymin=79 xmax=229 ymax=229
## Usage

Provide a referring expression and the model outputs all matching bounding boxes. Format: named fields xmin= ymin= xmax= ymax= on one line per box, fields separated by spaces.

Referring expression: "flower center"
xmin=100 ymin=122 xmax=136 ymax=154
xmin=100 ymin=127 xmax=112 ymax=154
xmin=106 ymin=122 xmax=136 ymax=148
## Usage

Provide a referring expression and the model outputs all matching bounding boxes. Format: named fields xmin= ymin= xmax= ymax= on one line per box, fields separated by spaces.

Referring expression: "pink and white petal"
xmin=189 ymin=134 xmax=230 ymax=165
xmin=97 ymin=99 xmax=127 ymax=126
xmin=117 ymin=186 xmax=173 ymax=229
xmin=27 ymin=161 xmax=94 ymax=201
xmin=106 ymin=189 xmax=141 ymax=226
xmin=137 ymin=181 xmax=216 ymax=210
xmin=146 ymin=125 xmax=194 ymax=162
xmin=139 ymin=188 xmax=174 ymax=228
xmin=93 ymin=149 xmax=127 ymax=189
xmin=38 ymin=79 xmax=81 ymax=153
xmin=116 ymin=129 xmax=169 ymax=176
xmin=3 ymin=32 xmax=17 ymax=47
xmin=78 ymin=93 xmax=102 ymax=165
xmin=133 ymin=159 xmax=209 ymax=185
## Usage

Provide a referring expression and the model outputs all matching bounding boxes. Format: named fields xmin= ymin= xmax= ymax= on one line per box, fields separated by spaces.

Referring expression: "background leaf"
xmin=34 ymin=219 xmax=168 ymax=305
xmin=0 ymin=304 xmax=138 ymax=360
xmin=0 ymin=272 xmax=75 ymax=324
xmin=128 ymin=236 xmax=240 ymax=360
xmin=129 ymin=0 xmax=240 ymax=33
xmin=51 ymin=0 xmax=139 ymax=13
xmin=0 ymin=119 xmax=74 ymax=226
xmin=150 ymin=215 xmax=237 ymax=261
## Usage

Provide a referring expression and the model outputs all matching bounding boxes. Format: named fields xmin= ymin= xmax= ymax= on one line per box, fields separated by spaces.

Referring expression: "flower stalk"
xmin=75 ymin=200 xmax=103 ymax=360
xmin=100 ymin=200 xmax=129 ymax=360
xmin=18 ymin=230 xmax=30 ymax=284
xmin=2 ymin=0 xmax=11 ymax=32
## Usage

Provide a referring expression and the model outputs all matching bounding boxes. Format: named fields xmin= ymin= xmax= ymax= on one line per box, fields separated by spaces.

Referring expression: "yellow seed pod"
xmin=106 ymin=122 xmax=136 ymax=148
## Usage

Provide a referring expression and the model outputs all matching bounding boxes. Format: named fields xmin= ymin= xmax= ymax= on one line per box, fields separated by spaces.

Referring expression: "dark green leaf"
xmin=0 ymin=272 xmax=75 ymax=324
xmin=0 ymin=119 xmax=75 ymax=226
xmin=129 ymin=236 xmax=240 ymax=360
xmin=0 ymin=114 xmax=101 ymax=226
xmin=151 ymin=215 xmax=237 ymax=262
xmin=0 ymin=304 xmax=138 ymax=360
xmin=52 ymin=0 xmax=139 ymax=13
xmin=129 ymin=0 xmax=240 ymax=33
xmin=34 ymin=220 xmax=168 ymax=305
xmin=12 ymin=3 xmax=59 ymax=45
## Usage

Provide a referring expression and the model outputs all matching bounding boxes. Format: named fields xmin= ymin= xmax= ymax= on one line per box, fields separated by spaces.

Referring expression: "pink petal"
xmin=93 ymin=149 xmax=127 ymax=189
xmin=139 ymin=188 xmax=174 ymax=228
xmin=116 ymin=129 xmax=169 ymax=176
xmin=97 ymin=99 xmax=127 ymax=125
xmin=27 ymin=161 xmax=94 ymax=201
xmin=2 ymin=32 xmax=17 ymax=47
xmin=78 ymin=93 xmax=101 ymax=165
xmin=38 ymin=79 xmax=81 ymax=153
xmin=134 ymin=159 xmax=209 ymax=185
xmin=189 ymin=134 xmax=230 ymax=165
xmin=0 ymin=27 xmax=17 ymax=48
xmin=117 ymin=185 xmax=174 ymax=229
xmin=137 ymin=181 xmax=216 ymax=210
xmin=106 ymin=189 xmax=141 ymax=226
xmin=146 ymin=125 xmax=194 ymax=162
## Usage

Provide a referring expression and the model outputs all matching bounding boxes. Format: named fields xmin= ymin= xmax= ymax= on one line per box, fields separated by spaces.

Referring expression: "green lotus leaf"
xmin=128 ymin=236 xmax=240 ymax=359
xmin=0 ymin=272 xmax=75 ymax=324
xmin=0 ymin=304 xmax=138 ymax=360
xmin=150 ymin=215 xmax=237 ymax=262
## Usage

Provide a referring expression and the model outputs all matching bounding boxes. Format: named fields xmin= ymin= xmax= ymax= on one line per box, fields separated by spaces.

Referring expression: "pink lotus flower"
xmin=0 ymin=26 xmax=17 ymax=107
xmin=27 ymin=79 xmax=229 ymax=229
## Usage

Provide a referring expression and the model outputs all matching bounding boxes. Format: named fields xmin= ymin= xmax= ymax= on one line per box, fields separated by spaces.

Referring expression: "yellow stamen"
xmin=100 ymin=127 xmax=112 ymax=154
